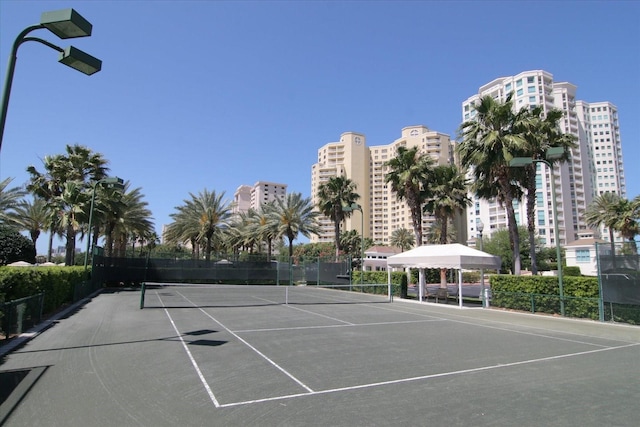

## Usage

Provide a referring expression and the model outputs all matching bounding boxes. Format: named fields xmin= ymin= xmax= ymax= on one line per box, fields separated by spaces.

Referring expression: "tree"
xmin=385 ymin=146 xmax=435 ymax=246
xmin=249 ymin=201 xmax=280 ymax=261
xmin=0 ymin=225 xmax=36 ymax=265
xmin=167 ymin=189 xmax=231 ymax=261
xmin=481 ymin=226 xmax=545 ymax=273
xmin=0 ymin=177 xmax=25 ymax=224
xmin=269 ymin=192 xmax=321 ymax=257
xmin=26 ymin=145 xmax=109 ymax=265
xmin=317 ymin=175 xmax=360 ymax=260
xmin=107 ymin=184 xmax=154 ymax=258
xmin=584 ymin=192 xmax=622 ymax=259
xmin=518 ymin=107 xmax=576 ymax=274
xmin=457 ymin=93 xmax=527 ymax=275
xmin=615 ymin=195 xmax=639 ymax=253
xmin=390 ymin=227 xmax=415 ymax=251
xmin=8 ymin=198 xmax=50 ymax=249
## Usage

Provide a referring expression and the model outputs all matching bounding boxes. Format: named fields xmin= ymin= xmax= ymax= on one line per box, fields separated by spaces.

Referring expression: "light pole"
xmin=0 ymin=9 xmax=102 ymax=152
xmin=84 ymin=177 xmax=124 ymax=271
xmin=343 ymin=202 xmax=364 ymax=285
xmin=478 ymin=220 xmax=486 ymax=308
xmin=510 ymin=147 xmax=565 ymax=316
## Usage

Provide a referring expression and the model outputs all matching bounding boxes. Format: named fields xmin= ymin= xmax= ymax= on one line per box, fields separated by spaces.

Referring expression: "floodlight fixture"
xmin=40 ymin=9 xmax=93 ymax=39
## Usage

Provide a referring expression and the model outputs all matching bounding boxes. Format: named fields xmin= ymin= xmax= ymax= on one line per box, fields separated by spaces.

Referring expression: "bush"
xmin=563 ymin=266 xmax=582 ymax=277
xmin=0 ymin=266 xmax=88 ymax=315
xmin=0 ymin=225 xmax=36 ymax=265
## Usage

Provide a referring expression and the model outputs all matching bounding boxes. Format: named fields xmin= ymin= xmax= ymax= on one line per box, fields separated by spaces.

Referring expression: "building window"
xmin=516 ymin=88 xmax=523 ymax=96
xmin=527 ymin=86 xmax=536 ymax=93
xmin=576 ymin=249 xmax=590 ymax=263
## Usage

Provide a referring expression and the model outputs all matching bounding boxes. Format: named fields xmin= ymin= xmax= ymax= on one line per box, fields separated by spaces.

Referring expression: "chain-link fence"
xmin=596 ymin=241 xmax=639 ymax=323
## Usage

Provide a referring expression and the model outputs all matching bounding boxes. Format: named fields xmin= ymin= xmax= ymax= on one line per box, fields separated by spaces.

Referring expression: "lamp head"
xmin=58 ymin=46 xmax=102 ymax=75
xmin=41 ymin=9 xmax=92 ymax=39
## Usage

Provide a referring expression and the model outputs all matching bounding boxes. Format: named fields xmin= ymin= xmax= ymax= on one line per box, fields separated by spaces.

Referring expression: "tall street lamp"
xmin=343 ymin=203 xmax=364 ymax=285
xmin=0 ymin=8 xmax=102 ymax=152
xmin=84 ymin=177 xmax=125 ymax=271
xmin=510 ymin=147 xmax=565 ymax=316
xmin=477 ymin=220 xmax=486 ymax=308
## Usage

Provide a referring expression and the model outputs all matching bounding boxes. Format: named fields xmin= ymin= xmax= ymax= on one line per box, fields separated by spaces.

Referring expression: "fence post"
xmin=531 ymin=294 xmax=535 ymax=313
xmin=317 ymin=257 xmax=320 ymax=286
xmin=595 ymin=242 xmax=605 ymax=322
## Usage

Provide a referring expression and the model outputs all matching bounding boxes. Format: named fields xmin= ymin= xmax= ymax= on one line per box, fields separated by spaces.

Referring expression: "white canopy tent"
xmin=386 ymin=243 xmax=501 ymax=308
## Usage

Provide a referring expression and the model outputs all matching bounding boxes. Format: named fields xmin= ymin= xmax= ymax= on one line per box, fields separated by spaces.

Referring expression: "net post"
xmin=285 ymin=286 xmax=289 ymax=305
xmin=388 ymin=282 xmax=392 ymax=302
xmin=139 ymin=282 xmax=146 ymax=309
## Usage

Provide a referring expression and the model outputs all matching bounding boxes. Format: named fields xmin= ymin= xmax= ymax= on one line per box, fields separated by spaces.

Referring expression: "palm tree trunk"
xmin=47 ymin=229 xmax=54 ymax=262
xmin=439 ymin=211 xmax=448 ymax=288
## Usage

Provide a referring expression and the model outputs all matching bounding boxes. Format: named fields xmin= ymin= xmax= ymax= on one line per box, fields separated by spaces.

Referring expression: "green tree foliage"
xmin=390 ymin=227 xmax=414 ymax=251
xmin=385 ymin=146 xmax=435 ymax=246
xmin=316 ymin=175 xmax=360 ymax=260
xmin=0 ymin=225 xmax=36 ymax=265
xmin=518 ymin=107 xmax=576 ymax=274
xmin=482 ymin=226 xmax=555 ymax=274
xmin=269 ymin=193 xmax=321 ymax=257
xmin=457 ymin=94 xmax=527 ymax=275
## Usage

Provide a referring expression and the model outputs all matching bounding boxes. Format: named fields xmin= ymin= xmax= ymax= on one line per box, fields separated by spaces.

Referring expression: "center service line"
xmin=177 ymin=291 xmax=315 ymax=394
xmin=157 ymin=293 xmax=221 ymax=408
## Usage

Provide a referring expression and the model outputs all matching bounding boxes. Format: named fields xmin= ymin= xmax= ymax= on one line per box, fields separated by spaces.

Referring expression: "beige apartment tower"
xmin=311 ymin=126 xmax=454 ymax=246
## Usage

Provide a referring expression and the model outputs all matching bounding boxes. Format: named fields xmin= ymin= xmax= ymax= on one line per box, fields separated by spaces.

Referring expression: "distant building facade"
xmin=232 ymin=181 xmax=288 ymax=214
xmin=310 ymin=126 xmax=455 ymax=246
xmin=461 ymin=70 xmax=627 ymax=247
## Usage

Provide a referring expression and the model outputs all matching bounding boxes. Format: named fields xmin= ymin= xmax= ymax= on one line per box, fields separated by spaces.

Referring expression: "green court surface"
xmin=1 ymin=285 xmax=639 ymax=426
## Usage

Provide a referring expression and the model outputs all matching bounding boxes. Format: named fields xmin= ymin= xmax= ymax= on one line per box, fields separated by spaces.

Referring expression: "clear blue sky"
xmin=1 ymin=1 xmax=639 ymax=255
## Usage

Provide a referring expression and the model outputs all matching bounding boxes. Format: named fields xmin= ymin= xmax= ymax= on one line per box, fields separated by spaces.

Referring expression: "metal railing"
xmin=0 ymin=293 xmax=45 ymax=340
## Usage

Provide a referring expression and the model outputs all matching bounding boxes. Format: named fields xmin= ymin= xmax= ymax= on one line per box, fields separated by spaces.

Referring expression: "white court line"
xmin=176 ymin=291 xmax=314 ymax=394
xmin=365 ymin=302 xmax=631 ymax=347
xmin=156 ymin=293 xmax=221 ymax=408
xmin=218 ymin=342 xmax=640 ymax=408
xmin=234 ymin=318 xmax=444 ymax=334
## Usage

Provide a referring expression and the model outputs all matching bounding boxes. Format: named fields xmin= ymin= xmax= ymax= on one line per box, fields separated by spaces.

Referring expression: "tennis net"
xmin=139 ymin=283 xmax=393 ymax=309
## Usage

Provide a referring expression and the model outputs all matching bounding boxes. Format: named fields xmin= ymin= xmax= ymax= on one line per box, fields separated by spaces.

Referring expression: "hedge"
xmin=0 ymin=266 xmax=88 ymax=315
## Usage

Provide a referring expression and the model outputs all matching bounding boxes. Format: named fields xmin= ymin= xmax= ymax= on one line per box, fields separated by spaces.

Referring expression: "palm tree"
xmin=269 ymin=192 xmax=321 ymax=257
xmin=26 ymin=144 xmax=109 ymax=265
xmin=108 ymin=184 xmax=154 ymax=258
xmin=457 ymin=93 xmax=527 ymax=275
xmin=249 ymin=201 xmax=280 ymax=260
xmin=390 ymin=228 xmax=414 ymax=251
xmin=0 ymin=177 xmax=26 ymax=224
xmin=9 ymin=198 xmax=50 ymax=248
xmin=385 ymin=146 xmax=435 ymax=246
xmin=423 ymin=166 xmax=470 ymax=288
xmin=584 ymin=192 xmax=622 ymax=263
xmin=518 ymin=107 xmax=576 ymax=274
xmin=614 ymin=195 xmax=640 ymax=254
xmin=169 ymin=189 xmax=231 ymax=261
xmin=317 ymin=175 xmax=360 ymax=260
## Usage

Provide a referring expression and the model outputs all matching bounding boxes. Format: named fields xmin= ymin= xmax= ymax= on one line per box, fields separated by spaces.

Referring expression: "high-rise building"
xmin=310 ymin=126 xmax=454 ymax=246
xmin=461 ymin=70 xmax=626 ymax=246
xmin=232 ymin=181 xmax=288 ymax=214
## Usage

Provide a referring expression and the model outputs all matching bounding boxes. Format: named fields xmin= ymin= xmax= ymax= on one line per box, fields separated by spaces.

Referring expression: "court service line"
xmin=253 ymin=296 xmax=355 ymax=325
xmin=176 ymin=291 xmax=315 ymax=394
xmin=364 ymin=302 xmax=628 ymax=347
xmin=234 ymin=318 xmax=444 ymax=334
xmin=156 ymin=293 xmax=221 ymax=408
xmin=218 ymin=341 xmax=640 ymax=408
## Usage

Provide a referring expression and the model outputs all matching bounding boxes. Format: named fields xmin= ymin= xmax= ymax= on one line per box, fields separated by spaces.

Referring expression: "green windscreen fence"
xmin=596 ymin=242 xmax=640 ymax=305
xmin=91 ymin=254 xmax=353 ymax=287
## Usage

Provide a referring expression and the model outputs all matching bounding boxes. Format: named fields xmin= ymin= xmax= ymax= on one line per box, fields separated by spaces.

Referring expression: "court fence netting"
xmin=596 ymin=242 xmax=640 ymax=323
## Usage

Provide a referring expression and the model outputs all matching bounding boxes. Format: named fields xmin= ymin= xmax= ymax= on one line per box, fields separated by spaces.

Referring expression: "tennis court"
xmin=1 ymin=283 xmax=639 ymax=426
